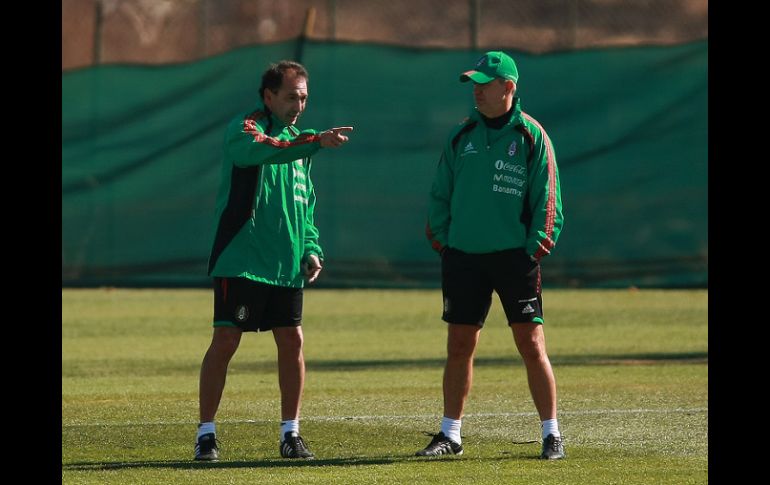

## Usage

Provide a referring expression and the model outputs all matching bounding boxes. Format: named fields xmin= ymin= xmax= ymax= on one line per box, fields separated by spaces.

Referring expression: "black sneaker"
xmin=415 ymin=432 xmax=464 ymax=456
xmin=194 ymin=433 xmax=219 ymax=461
xmin=540 ymin=434 xmax=565 ymax=459
xmin=280 ymin=431 xmax=315 ymax=459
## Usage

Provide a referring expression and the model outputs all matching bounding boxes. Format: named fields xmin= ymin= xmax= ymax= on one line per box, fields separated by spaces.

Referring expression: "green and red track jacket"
xmin=207 ymin=105 xmax=324 ymax=288
xmin=426 ymin=98 xmax=564 ymax=261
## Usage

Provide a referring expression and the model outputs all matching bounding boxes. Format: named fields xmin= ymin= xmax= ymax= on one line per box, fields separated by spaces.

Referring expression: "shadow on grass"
xmin=63 ymin=456 xmax=397 ymax=471
xmin=62 ymin=453 xmax=531 ymax=471
xmin=62 ymin=351 xmax=707 ymax=378
xmin=304 ymin=351 xmax=708 ymax=370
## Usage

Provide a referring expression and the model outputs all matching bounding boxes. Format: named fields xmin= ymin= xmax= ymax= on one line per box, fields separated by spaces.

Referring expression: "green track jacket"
xmin=207 ymin=105 xmax=324 ymax=288
xmin=426 ymin=98 xmax=564 ymax=260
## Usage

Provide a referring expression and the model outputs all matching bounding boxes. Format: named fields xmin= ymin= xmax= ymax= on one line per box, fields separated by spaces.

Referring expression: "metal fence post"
xmin=469 ymin=0 xmax=479 ymax=50
xmin=93 ymin=0 xmax=103 ymax=65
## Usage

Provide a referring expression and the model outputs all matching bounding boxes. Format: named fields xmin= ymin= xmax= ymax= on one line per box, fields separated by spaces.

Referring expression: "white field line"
xmin=62 ymin=407 xmax=707 ymax=428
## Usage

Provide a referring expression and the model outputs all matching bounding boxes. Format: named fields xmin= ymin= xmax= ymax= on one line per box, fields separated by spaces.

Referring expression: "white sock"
xmin=280 ymin=419 xmax=299 ymax=440
xmin=197 ymin=421 xmax=216 ymax=439
xmin=441 ymin=416 xmax=462 ymax=444
xmin=541 ymin=418 xmax=560 ymax=439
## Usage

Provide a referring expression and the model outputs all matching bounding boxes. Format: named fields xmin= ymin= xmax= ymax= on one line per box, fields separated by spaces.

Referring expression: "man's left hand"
xmin=303 ymin=254 xmax=323 ymax=284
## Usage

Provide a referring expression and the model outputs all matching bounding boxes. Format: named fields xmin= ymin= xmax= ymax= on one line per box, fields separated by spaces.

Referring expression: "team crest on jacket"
xmin=508 ymin=140 xmax=517 ymax=157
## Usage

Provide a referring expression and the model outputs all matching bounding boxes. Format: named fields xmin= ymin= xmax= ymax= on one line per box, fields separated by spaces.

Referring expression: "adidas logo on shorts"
xmin=522 ymin=303 xmax=535 ymax=314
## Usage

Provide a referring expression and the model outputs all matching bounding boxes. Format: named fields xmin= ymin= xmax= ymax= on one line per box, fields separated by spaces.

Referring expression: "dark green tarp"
xmin=62 ymin=40 xmax=707 ymax=288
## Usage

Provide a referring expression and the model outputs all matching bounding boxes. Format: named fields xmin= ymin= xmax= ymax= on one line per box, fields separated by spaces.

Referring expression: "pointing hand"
xmin=319 ymin=126 xmax=354 ymax=148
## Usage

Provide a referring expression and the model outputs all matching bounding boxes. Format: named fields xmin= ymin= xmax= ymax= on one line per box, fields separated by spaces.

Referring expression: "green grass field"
xmin=62 ymin=288 xmax=707 ymax=484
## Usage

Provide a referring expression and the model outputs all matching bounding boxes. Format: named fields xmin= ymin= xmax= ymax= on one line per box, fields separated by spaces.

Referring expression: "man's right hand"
xmin=319 ymin=126 xmax=353 ymax=148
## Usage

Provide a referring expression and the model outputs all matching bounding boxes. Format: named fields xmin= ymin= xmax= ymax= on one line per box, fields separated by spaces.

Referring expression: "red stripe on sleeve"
xmin=522 ymin=112 xmax=557 ymax=260
xmin=425 ymin=223 xmax=444 ymax=253
xmin=242 ymin=118 xmax=320 ymax=147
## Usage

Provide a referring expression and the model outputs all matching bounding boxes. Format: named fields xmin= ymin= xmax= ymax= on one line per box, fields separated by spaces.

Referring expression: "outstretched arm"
xmin=227 ymin=114 xmax=354 ymax=167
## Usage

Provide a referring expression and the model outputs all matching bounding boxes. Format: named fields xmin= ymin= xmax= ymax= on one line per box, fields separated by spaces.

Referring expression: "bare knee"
xmin=274 ymin=327 xmax=304 ymax=354
xmin=514 ymin=333 xmax=548 ymax=363
xmin=511 ymin=324 xmax=549 ymax=363
xmin=518 ymin=340 xmax=547 ymax=362
xmin=208 ymin=329 xmax=241 ymax=359
xmin=447 ymin=336 xmax=477 ymax=361
xmin=446 ymin=324 xmax=480 ymax=361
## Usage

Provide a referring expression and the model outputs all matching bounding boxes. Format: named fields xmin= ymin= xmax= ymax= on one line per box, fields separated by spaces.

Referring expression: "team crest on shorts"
xmin=235 ymin=305 xmax=249 ymax=322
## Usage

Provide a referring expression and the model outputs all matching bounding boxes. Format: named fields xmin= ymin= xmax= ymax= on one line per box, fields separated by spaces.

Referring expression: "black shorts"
xmin=212 ymin=277 xmax=303 ymax=332
xmin=441 ymin=247 xmax=543 ymax=326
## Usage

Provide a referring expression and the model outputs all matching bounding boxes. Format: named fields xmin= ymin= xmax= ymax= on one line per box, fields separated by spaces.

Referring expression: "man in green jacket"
xmin=195 ymin=60 xmax=353 ymax=461
xmin=419 ymin=51 xmax=565 ymax=460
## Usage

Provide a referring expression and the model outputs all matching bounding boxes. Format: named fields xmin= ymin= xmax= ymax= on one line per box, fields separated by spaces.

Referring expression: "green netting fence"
xmin=62 ymin=39 xmax=707 ymax=288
